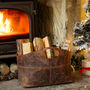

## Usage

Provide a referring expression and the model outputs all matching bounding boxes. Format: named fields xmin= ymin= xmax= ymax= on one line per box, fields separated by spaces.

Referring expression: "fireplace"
xmin=0 ymin=0 xmax=37 ymax=59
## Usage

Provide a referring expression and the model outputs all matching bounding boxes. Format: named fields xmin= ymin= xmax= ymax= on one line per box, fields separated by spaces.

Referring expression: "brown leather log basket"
xmin=17 ymin=47 xmax=72 ymax=87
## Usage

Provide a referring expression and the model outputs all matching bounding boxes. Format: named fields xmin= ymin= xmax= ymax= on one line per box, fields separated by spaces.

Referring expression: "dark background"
xmin=0 ymin=0 xmax=36 ymax=2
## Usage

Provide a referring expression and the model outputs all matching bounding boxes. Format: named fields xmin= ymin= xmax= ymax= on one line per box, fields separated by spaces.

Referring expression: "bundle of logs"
xmin=17 ymin=36 xmax=60 ymax=58
xmin=0 ymin=63 xmax=18 ymax=81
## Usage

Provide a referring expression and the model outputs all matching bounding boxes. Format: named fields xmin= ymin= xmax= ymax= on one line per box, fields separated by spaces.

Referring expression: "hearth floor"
xmin=0 ymin=73 xmax=90 ymax=90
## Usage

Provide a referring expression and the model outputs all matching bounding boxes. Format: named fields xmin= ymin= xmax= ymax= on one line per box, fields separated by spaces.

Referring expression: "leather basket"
xmin=17 ymin=47 xmax=72 ymax=87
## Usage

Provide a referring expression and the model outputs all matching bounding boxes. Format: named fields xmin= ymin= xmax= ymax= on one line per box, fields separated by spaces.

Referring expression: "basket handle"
xmin=37 ymin=47 xmax=61 ymax=54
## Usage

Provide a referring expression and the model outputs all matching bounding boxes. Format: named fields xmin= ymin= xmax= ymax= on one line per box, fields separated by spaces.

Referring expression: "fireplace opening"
xmin=0 ymin=9 xmax=31 ymax=59
xmin=0 ymin=0 xmax=37 ymax=81
xmin=0 ymin=9 xmax=30 ymax=80
xmin=0 ymin=9 xmax=31 ymax=81
xmin=0 ymin=9 xmax=29 ymax=38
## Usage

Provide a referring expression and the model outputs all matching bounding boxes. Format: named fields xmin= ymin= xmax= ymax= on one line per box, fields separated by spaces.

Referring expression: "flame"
xmin=0 ymin=13 xmax=12 ymax=35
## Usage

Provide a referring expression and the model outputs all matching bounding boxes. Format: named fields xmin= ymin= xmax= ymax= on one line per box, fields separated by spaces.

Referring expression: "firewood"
xmin=0 ymin=71 xmax=18 ymax=81
xmin=9 ymin=72 xmax=17 ymax=79
xmin=7 ymin=74 xmax=12 ymax=80
xmin=22 ymin=39 xmax=29 ymax=43
xmin=33 ymin=37 xmax=44 ymax=51
xmin=7 ymin=71 xmax=18 ymax=80
xmin=43 ymin=36 xmax=52 ymax=59
xmin=16 ymin=39 xmax=23 ymax=55
xmin=54 ymin=46 xmax=60 ymax=57
xmin=22 ymin=42 xmax=33 ymax=55
xmin=0 ymin=62 xmax=18 ymax=81
xmin=10 ymin=63 xmax=18 ymax=73
xmin=22 ymin=39 xmax=33 ymax=55
xmin=0 ymin=63 xmax=9 ymax=75
xmin=33 ymin=37 xmax=46 ymax=57
xmin=0 ymin=75 xmax=4 ymax=81
xmin=16 ymin=39 xmax=33 ymax=55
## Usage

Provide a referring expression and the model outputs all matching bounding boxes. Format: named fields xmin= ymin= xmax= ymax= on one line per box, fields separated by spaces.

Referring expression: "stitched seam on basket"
xmin=18 ymin=64 xmax=70 ymax=70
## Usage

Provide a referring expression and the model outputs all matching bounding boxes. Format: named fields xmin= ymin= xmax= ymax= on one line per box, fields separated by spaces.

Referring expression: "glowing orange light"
xmin=0 ymin=13 xmax=12 ymax=35
xmin=0 ymin=9 xmax=29 ymax=36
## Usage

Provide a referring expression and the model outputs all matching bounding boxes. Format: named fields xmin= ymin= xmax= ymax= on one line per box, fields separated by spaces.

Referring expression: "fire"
xmin=0 ymin=9 xmax=29 ymax=36
xmin=0 ymin=13 xmax=12 ymax=35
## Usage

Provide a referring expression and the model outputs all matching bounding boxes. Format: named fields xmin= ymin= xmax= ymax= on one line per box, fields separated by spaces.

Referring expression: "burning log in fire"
xmin=0 ymin=13 xmax=12 ymax=35
xmin=0 ymin=9 xmax=29 ymax=36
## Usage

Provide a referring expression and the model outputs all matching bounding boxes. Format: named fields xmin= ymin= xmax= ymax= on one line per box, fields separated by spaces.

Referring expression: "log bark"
xmin=0 ymin=63 xmax=18 ymax=81
xmin=16 ymin=39 xmax=33 ymax=55
xmin=33 ymin=37 xmax=46 ymax=57
xmin=10 ymin=63 xmax=18 ymax=73
xmin=0 ymin=63 xmax=9 ymax=75
xmin=16 ymin=39 xmax=23 ymax=55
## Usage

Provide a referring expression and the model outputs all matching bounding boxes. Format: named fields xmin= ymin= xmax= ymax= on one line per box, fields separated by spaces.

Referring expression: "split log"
xmin=33 ymin=37 xmax=46 ymax=57
xmin=0 ymin=63 xmax=9 ymax=75
xmin=54 ymin=46 xmax=60 ymax=57
xmin=22 ymin=39 xmax=33 ymax=55
xmin=43 ymin=36 xmax=52 ymax=59
xmin=22 ymin=42 xmax=33 ymax=55
xmin=16 ymin=39 xmax=23 ymax=55
xmin=33 ymin=37 xmax=44 ymax=51
xmin=10 ymin=63 xmax=18 ymax=73
xmin=16 ymin=39 xmax=33 ymax=55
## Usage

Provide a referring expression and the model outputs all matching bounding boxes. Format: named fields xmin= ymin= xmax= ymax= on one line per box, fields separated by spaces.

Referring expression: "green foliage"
xmin=71 ymin=54 xmax=85 ymax=70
